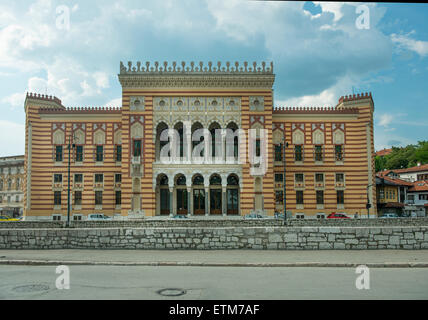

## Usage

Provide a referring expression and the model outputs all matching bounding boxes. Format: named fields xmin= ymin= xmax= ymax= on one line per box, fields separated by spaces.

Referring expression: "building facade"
xmin=375 ymin=175 xmax=412 ymax=216
xmin=0 ymin=155 xmax=25 ymax=217
xmin=23 ymin=61 xmax=376 ymax=221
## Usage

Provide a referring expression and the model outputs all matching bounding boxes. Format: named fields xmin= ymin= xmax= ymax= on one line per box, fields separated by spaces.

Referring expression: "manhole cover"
xmin=157 ymin=288 xmax=187 ymax=297
xmin=13 ymin=284 xmax=50 ymax=293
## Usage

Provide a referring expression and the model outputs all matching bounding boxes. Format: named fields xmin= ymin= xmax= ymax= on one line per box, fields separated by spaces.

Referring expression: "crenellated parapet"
xmin=273 ymin=106 xmax=359 ymax=114
xmin=338 ymin=92 xmax=372 ymax=103
xmin=39 ymin=106 xmax=122 ymax=114
xmin=119 ymin=61 xmax=273 ymax=74
xmin=25 ymin=92 xmax=65 ymax=112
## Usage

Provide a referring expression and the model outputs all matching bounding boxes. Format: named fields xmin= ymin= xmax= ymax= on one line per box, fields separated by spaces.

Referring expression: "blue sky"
xmin=0 ymin=0 xmax=427 ymax=156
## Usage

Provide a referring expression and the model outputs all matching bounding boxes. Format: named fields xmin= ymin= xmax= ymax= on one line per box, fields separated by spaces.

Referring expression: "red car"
xmin=327 ymin=212 xmax=350 ymax=219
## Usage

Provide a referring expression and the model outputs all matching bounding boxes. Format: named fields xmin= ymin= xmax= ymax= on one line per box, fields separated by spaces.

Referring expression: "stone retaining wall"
xmin=1 ymin=217 xmax=428 ymax=229
xmin=1 ymin=226 xmax=427 ymax=250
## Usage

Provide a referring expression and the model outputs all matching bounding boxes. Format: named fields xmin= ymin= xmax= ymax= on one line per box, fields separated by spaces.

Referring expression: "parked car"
xmin=87 ymin=213 xmax=112 ymax=221
xmin=380 ymin=213 xmax=399 ymax=218
xmin=327 ymin=212 xmax=350 ymax=219
xmin=244 ymin=213 xmax=266 ymax=219
xmin=0 ymin=215 xmax=21 ymax=222
xmin=172 ymin=214 xmax=188 ymax=219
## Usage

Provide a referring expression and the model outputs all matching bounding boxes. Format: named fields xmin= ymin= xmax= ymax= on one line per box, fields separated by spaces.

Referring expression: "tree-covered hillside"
xmin=375 ymin=141 xmax=428 ymax=172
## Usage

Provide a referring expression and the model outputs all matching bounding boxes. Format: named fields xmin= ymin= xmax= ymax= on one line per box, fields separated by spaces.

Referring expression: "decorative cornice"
xmin=118 ymin=61 xmax=275 ymax=89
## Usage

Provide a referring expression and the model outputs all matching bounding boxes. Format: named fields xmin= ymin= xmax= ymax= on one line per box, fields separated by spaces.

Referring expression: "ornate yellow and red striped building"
xmin=23 ymin=61 xmax=376 ymax=220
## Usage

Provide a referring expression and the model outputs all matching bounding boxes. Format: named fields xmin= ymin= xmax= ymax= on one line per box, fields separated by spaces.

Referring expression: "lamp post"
xmin=366 ymin=183 xmax=373 ymax=219
xmin=282 ymin=139 xmax=289 ymax=224
xmin=66 ymin=134 xmax=75 ymax=228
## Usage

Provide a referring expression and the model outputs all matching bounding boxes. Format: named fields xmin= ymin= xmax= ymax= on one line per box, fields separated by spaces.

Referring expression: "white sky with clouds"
xmin=0 ymin=0 xmax=427 ymax=155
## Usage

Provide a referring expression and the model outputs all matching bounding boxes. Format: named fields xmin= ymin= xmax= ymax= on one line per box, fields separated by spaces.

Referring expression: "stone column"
xmin=205 ymin=186 xmax=210 ymax=216
xmin=169 ymin=186 xmax=174 ymax=217
xmin=187 ymin=186 xmax=192 ymax=216
xmin=222 ymin=186 xmax=227 ymax=216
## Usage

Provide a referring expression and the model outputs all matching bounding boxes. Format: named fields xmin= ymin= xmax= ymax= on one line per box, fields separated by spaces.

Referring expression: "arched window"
xmin=159 ymin=175 xmax=168 ymax=186
xmin=210 ymin=175 xmax=222 ymax=185
xmin=176 ymin=175 xmax=186 ymax=186
xmin=227 ymin=175 xmax=239 ymax=186
xmin=193 ymin=175 xmax=204 ymax=186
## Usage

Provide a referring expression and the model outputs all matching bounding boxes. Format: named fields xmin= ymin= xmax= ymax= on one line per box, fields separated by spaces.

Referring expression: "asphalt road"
xmin=1 ymin=265 xmax=427 ymax=300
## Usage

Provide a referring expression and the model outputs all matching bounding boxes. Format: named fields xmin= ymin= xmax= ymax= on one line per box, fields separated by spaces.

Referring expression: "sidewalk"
xmin=1 ymin=249 xmax=428 ymax=267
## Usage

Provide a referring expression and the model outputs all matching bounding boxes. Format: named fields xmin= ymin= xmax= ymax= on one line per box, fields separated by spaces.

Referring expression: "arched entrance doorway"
xmin=158 ymin=174 xmax=170 ymax=215
xmin=192 ymin=174 xmax=205 ymax=215
xmin=227 ymin=175 xmax=239 ymax=215
xmin=175 ymin=174 xmax=188 ymax=215
xmin=209 ymin=174 xmax=222 ymax=215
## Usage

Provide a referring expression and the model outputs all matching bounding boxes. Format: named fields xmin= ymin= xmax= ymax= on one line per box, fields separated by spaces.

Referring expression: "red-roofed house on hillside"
xmin=406 ymin=180 xmax=428 ymax=217
xmin=376 ymin=174 xmax=413 ymax=217
xmin=377 ymin=163 xmax=428 ymax=183
xmin=375 ymin=148 xmax=392 ymax=157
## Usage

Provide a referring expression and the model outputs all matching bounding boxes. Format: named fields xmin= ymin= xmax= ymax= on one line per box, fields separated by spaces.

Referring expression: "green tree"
xmin=375 ymin=141 xmax=428 ymax=172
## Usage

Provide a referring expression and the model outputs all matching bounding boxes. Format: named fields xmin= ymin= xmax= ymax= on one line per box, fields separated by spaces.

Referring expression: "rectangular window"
xmin=336 ymin=173 xmax=344 ymax=183
xmin=295 ymin=173 xmax=304 ymax=183
xmin=296 ymin=190 xmax=304 ymax=205
xmin=255 ymin=139 xmax=261 ymax=157
xmin=115 ymin=173 xmax=122 ymax=183
xmin=55 ymin=145 xmax=63 ymax=162
xmin=335 ymin=145 xmax=344 ymax=161
xmin=275 ymin=191 xmax=283 ymax=204
xmin=54 ymin=191 xmax=61 ymax=205
xmin=274 ymin=144 xmax=282 ymax=161
xmin=316 ymin=190 xmax=324 ymax=205
xmin=275 ymin=173 xmax=283 ymax=182
xmin=75 ymin=145 xmax=83 ymax=162
xmin=133 ymin=139 xmax=142 ymax=157
xmin=115 ymin=191 xmax=122 ymax=206
xmin=74 ymin=191 xmax=82 ymax=206
xmin=337 ymin=190 xmax=344 ymax=204
xmin=95 ymin=174 xmax=103 ymax=183
xmin=74 ymin=174 xmax=83 ymax=183
xmin=294 ymin=145 xmax=303 ymax=161
xmin=314 ymin=145 xmax=323 ymax=161
xmin=54 ymin=174 xmax=62 ymax=183
xmin=96 ymin=145 xmax=103 ymax=162
xmin=115 ymin=145 xmax=122 ymax=162
xmin=315 ymin=173 xmax=324 ymax=183
xmin=420 ymin=194 xmax=428 ymax=200
xmin=95 ymin=191 xmax=103 ymax=205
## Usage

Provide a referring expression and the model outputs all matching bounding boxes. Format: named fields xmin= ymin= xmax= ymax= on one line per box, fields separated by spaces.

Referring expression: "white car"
xmin=87 ymin=213 xmax=112 ymax=221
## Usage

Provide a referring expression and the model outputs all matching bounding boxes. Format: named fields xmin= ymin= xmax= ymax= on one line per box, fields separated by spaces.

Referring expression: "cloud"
xmin=105 ymin=97 xmax=122 ymax=108
xmin=0 ymin=120 xmax=25 ymax=156
xmin=2 ymin=92 xmax=26 ymax=109
xmin=378 ymin=114 xmax=394 ymax=127
xmin=391 ymin=32 xmax=428 ymax=57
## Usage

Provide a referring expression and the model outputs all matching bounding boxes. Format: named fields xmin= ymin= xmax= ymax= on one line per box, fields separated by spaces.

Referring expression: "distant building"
xmin=375 ymin=175 xmax=413 ymax=217
xmin=0 ymin=155 xmax=25 ymax=217
xmin=406 ymin=180 xmax=428 ymax=217
xmin=379 ymin=163 xmax=428 ymax=182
